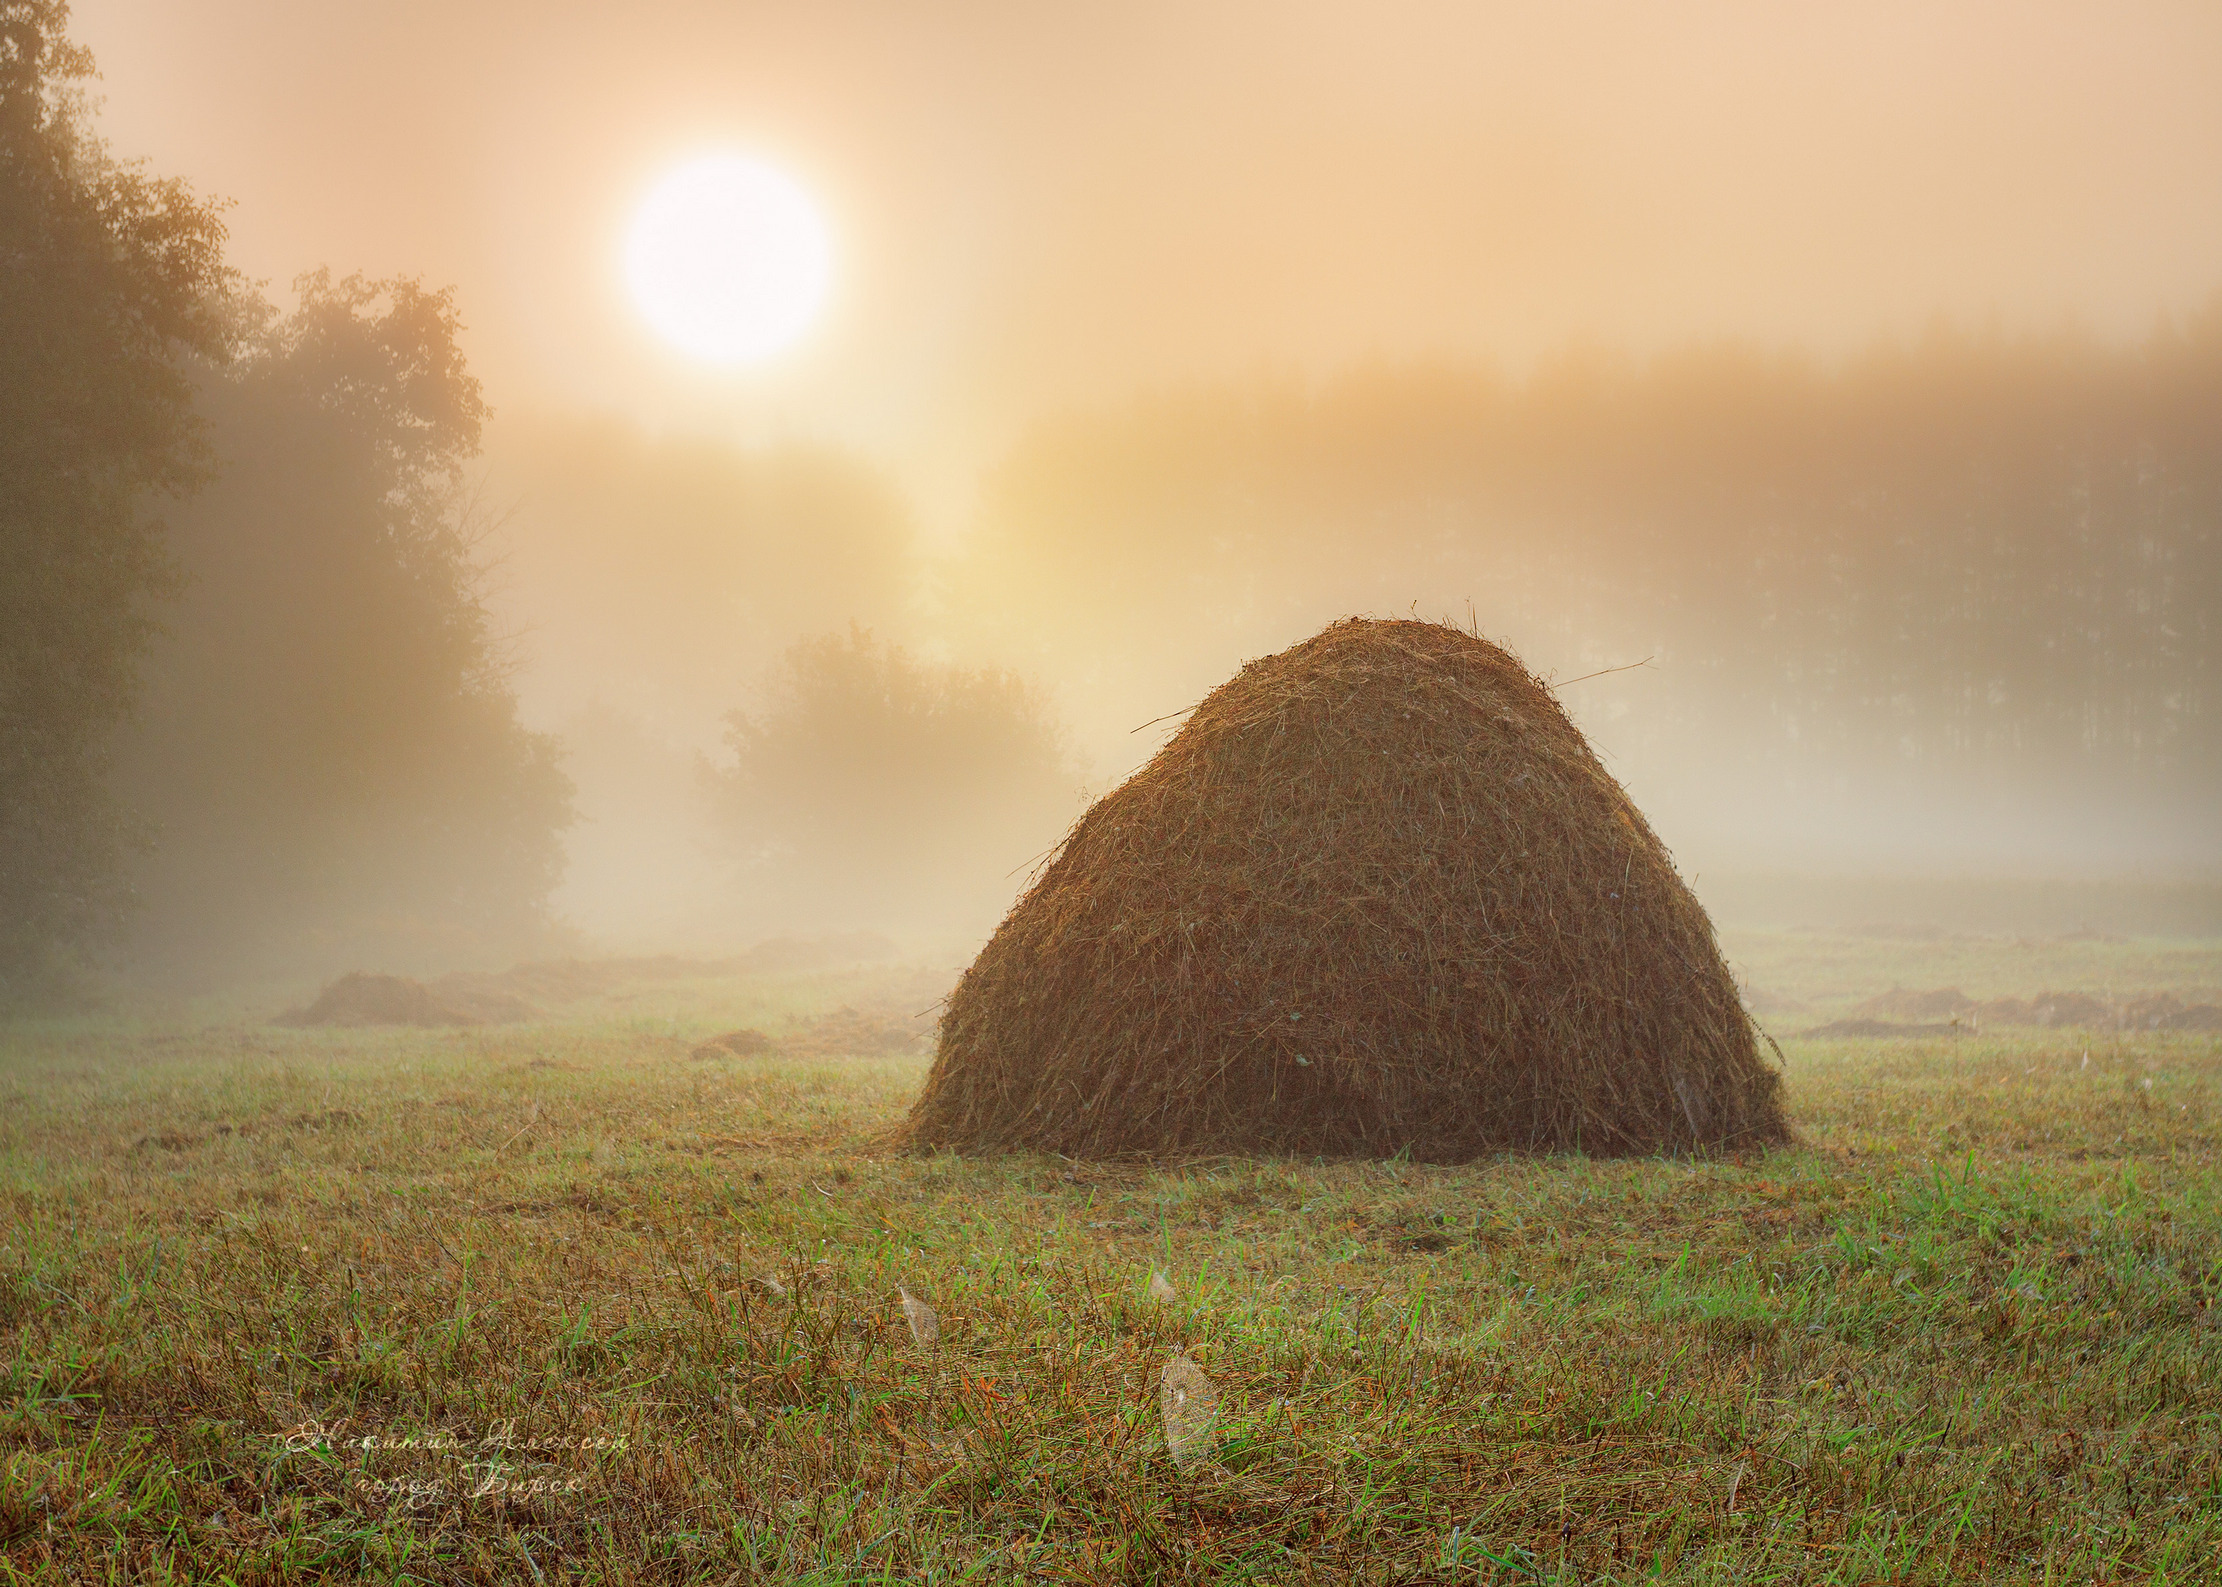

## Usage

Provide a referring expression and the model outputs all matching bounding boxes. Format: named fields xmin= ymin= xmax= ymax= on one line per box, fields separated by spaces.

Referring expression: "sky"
xmin=73 ymin=0 xmax=2222 ymax=522
xmin=67 ymin=0 xmax=2222 ymax=942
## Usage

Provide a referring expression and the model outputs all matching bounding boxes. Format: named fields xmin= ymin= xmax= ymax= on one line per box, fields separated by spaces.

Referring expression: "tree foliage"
xmin=708 ymin=627 xmax=1079 ymax=935
xmin=109 ymin=273 xmax=572 ymax=978
xmin=0 ymin=0 xmax=243 ymax=993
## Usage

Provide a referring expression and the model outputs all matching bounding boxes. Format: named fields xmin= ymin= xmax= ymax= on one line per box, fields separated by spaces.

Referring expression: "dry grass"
xmin=0 ymin=938 xmax=2217 ymax=1582
xmin=911 ymin=619 xmax=1786 ymax=1160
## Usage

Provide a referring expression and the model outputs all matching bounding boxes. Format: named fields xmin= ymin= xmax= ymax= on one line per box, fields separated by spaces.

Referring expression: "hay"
xmin=1801 ymin=1017 xmax=1965 ymax=1040
xmin=1850 ymin=986 xmax=1975 ymax=1021
xmin=437 ymin=954 xmax=729 ymax=1007
xmin=690 ymin=1007 xmax=937 ymax=1063
xmin=277 ymin=972 xmax=531 ymax=1028
xmin=905 ymin=617 xmax=1788 ymax=1159
xmin=781 ymin=1007 xmax=935 ymax=1058
xmin=735 ymin=932 xmax=900 ymax=974
xmin=425 ymin=938 xmax=897 ymax=1013
xmin=1834 ymin=987 xmax=2222 ymax=1033
xmin=692 ymin=1028 xmax=775 ymax=1059
xmin=2120 ymin=993 xmax=2222 ymax=1032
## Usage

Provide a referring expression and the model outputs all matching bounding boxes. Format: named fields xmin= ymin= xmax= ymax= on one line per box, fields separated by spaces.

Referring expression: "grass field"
xmin=2 ymin=935 xmax=2219 ymax=1583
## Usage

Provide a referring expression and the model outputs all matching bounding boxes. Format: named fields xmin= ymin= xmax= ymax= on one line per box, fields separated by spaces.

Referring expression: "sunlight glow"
xmin=624 ymin=154 xmax=832 ymax=364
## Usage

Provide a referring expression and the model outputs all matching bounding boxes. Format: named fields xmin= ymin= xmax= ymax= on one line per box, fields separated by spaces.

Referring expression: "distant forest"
xmin=954 ymin=318 xmax=2222 ymax=862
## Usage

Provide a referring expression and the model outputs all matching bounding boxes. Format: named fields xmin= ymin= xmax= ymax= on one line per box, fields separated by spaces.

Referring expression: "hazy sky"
xmin=75 ymin=1 xmax=2222 ymax=514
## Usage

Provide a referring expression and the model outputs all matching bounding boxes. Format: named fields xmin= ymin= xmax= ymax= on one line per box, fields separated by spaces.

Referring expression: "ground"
xmin=1 ymin=931 xmax=2218 ymax=1584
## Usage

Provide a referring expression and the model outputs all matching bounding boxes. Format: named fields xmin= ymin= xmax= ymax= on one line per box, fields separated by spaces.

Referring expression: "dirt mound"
xmin=2014 ymin=991 xmax=2117 ymax=1029
xmin=692 ymin=1028 xmax=776 ymax=1059
xmin=1872 ymin=988 xmax=2098 ymax=1029
xmin=434 ymin=938 xmax=904 ymax=1010
xmin=439 ymin=955 xmax=722 ymax=1006
xmin=735 ymin=933 xmax=900 ymax=974
xmin=906 ymin=617 xmax=1787 ymax=1159
xmin=782 ymin=1007 xmax=936 ymax=1058
xmin=277 ymin=972 xmax=529 ymax=1028
xmin=2115 ymin=994 xmax=2222 ymax=1032
xmin=692 ymin=992 xmax=941 ymax=1062
xmin=1851 ymin=986 xmax=1975 ymax=1021
xmin=1808 ymin=989 xmax=2222 ymax=1036
xmin=1801 ymin=1018 xmax=1965 ymax=1040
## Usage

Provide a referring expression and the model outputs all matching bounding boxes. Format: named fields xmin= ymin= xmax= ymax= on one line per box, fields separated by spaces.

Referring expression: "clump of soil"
xmin=429 ymin=936 xmax=902 ymax=1011
xmin=277 ymin=972 xmax=530 ymax=1028
xmin=1813 ymin=986 xmax=2222 ymax=1037
xmin=1983 ymin=991 xmax=2115 ymax=1029
xmin=692 ymin=1028 xmax=775 ymax=1059
xmin=1801 ymin=1018 xmax=1967 ymax=1040
xmin=279 ymin=936 xmax=923 ymax=1032
xmin=1851 ymin=987 xmax=1976 ymax=1021
xmin=438 ymin=956 xmax=712 ymax=1006
xmin=906 ymin=616 xmax=1787 ymax=1160
xmin=735 ymin=933 xmax=899 ymax=974
xmin=688 ymin=1008 xmax=933 ymax=1062
xmin=2118 ymin=993 xmax=2222 ymax=1032
xmin=782 ymin=1007 xmax=934 ymax=1058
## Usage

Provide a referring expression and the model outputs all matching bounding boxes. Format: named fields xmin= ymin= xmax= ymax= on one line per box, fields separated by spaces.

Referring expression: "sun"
xmin=624 ymin=153 xmax=833 ymax=365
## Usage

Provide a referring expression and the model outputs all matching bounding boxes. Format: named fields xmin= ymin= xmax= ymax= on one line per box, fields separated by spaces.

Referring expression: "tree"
xmin=108 ymin=273 xmax=573 ymax=979
xmin=0 ymin=0 xmax=242 ymax=995
xmin=707 ymin=627 xmax=1081 ymax=937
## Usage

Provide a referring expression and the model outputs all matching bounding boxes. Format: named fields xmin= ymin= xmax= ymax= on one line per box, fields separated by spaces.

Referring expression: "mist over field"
xmin=472 ymin=329 xmax=2222 ymax=962
xmin=12 ymin=0 xmax=2222 ymax=981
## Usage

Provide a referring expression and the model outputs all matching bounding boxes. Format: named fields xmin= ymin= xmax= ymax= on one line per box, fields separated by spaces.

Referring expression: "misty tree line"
xmin=1 ymin=3 xmax=566 ymax=994
xmin=957 ymin=325 xmax=2221 ymax=811
xmin=8 ymin=0 xmax=2216 ymax=997
xmin=1 ymin=2 xmax=1066 ymax=996
xmin=102 ymin=274 xmax=572 ymax=980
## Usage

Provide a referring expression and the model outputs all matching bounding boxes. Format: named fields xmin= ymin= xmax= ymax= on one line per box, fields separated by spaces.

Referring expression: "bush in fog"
xmin=0 ymin=1 xmax=244 ymax=998
xmin=107 ymin=272 xmax=573 ymax=980
xmin=707 ymin=627 xmax=1081 ymax=936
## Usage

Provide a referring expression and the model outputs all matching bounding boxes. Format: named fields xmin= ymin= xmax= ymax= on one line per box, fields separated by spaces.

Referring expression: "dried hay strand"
xmin=904 ymin=617 xmax=1788 ymax=1160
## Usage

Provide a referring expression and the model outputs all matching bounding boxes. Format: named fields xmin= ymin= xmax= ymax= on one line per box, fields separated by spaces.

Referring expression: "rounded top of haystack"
xmin=907 ymin=616 xmax=1786 ymax=1161
xmin=1154 ymin=614 xmax=1615 ymax=799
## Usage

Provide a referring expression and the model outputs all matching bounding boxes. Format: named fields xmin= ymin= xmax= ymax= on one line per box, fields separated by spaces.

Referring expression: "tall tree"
xmin=0 ymin=0 xmax=240 ymax=995
xmin=110 ymin=273 xmax=574 ymax=978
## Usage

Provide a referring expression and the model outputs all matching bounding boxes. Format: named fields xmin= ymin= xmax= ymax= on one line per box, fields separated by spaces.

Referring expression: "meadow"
xmin=1 ymin=932 xmax=2217 ymax=1584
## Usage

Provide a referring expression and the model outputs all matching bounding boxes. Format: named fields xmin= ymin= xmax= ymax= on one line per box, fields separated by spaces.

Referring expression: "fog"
xmin=77 ymin=1 xmax=2222 ymax=468
xmin=45 ymin=0 xmax=2222 ymax=976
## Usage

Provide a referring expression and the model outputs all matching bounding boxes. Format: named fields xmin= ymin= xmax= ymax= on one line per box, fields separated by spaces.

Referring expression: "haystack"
xmin=277 ymin=971 xmax=534 ymax=1027
xmin=906 ymin=618 xmax=1788 ymax=1159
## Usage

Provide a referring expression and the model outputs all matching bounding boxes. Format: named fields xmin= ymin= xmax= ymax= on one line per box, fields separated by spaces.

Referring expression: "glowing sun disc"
xmin=625 ymin=154 xmax=832 ymax=363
